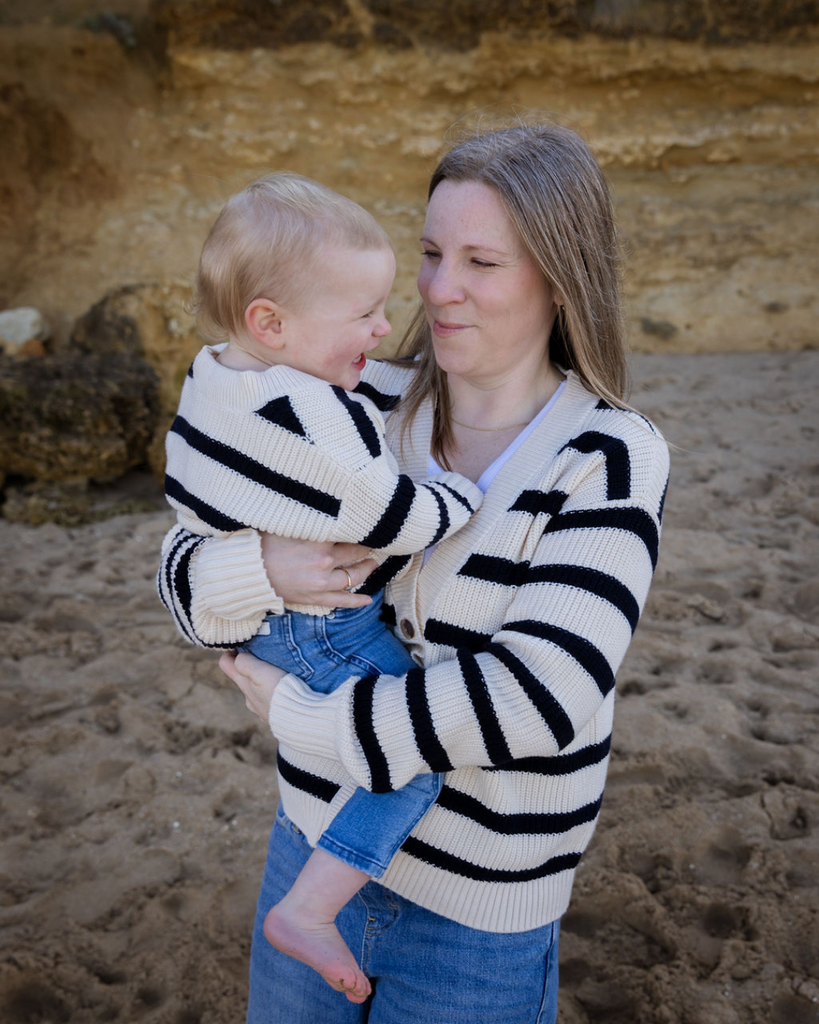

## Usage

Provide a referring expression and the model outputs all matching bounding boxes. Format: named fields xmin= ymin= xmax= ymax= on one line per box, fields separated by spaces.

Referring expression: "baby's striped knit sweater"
xmin=160 ymin=345 xmax=482 ymax=636
xmin=158 ymin=359 xmax=669 ymax=933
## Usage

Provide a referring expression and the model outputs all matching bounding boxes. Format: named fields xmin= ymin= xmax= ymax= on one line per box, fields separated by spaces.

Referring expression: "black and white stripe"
xmin=168 ymin=414 xmax=342 ymax=520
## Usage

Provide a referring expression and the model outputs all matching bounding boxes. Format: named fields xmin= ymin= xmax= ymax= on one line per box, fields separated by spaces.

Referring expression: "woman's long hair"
xmin=395 ymin=122 xmax=628 ymax=466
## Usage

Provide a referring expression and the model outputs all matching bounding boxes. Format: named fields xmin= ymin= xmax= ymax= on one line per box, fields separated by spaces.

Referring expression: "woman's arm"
xmin=267 ymin=437 xmax=670 ymax=792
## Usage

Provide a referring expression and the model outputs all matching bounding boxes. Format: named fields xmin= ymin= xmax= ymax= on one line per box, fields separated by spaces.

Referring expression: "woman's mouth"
xmin=432 ymin=320 xmax=470 ymax=337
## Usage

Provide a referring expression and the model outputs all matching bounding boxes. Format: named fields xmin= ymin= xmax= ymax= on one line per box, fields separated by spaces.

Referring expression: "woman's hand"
xmin=260 ymin=533 xmax=378 ymax=609
xmin=219 ymin=651 xmax=286 ymax=723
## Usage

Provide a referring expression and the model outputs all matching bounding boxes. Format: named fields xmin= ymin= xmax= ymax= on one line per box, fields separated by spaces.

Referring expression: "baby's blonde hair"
xmin=193 ymin=173 xmax=391 ymax=343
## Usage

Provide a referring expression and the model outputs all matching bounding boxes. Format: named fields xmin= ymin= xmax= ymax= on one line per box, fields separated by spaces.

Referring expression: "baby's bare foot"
xmin=263 ymin=902 xmax=371 ymax=1004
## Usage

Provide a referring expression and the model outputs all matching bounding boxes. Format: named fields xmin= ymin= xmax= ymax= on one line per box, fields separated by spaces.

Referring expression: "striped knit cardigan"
xmin=158 ymin=358 xmax=669 ymax=933
xmin=159 ymin=344 xmax=482 ymax=628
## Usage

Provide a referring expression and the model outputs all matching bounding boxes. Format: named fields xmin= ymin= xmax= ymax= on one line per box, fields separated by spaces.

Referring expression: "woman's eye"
xmin=421 ymin=249 xmax=441 ymax=260
xmin=471 ymin=258 xmax=497 ymax=268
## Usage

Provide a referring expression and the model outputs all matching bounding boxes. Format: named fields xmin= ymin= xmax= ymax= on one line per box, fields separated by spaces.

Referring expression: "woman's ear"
xmin=245 ymin=299 xmax=285 ymax=350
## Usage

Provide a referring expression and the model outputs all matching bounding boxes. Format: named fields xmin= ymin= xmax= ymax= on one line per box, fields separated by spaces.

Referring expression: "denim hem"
xmin=316 ymin=834 xmax=391 ymax=878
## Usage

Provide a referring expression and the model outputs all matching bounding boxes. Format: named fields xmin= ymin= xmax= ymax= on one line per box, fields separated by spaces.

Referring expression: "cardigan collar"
xmin=404 ymin=371 xmax=602 ymax=629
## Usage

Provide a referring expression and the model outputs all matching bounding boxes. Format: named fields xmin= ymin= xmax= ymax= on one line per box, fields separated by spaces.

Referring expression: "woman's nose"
xmin=423 ymin=262 xmax=464 ymax=307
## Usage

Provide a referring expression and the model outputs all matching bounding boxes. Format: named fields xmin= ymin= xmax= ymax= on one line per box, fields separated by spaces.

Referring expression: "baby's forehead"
xmin=312 ymin=242 xmax=395 ymax=276
xmin=296 ymin=244 xmax=394 ymax=306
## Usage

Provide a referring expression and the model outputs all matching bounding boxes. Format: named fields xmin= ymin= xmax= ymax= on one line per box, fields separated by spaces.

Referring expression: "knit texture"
xmin=158 ymin=358 xmax=670 ymax=932
xmin=158 ymin=345 xmax=482 ymax=629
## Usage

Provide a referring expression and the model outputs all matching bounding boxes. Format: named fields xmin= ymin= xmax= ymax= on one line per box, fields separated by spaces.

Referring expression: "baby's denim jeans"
xmin=240 ymin=593 xmax=443 ymax=877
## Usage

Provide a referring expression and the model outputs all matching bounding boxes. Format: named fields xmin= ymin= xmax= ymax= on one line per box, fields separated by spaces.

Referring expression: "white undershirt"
xmin=423 ymin=380 xmax=566 ymax=563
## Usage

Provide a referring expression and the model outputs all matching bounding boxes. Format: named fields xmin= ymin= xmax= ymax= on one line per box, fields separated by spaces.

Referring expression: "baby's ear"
xmin=245 ymin=299 xmax=284 ymax=349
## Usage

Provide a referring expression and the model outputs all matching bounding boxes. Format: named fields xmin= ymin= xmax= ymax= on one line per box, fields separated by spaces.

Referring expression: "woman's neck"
xmin=442 ymin=360 xmax=565 ymax=482
xmin=447 ymin=359 xmax=564 ymax=431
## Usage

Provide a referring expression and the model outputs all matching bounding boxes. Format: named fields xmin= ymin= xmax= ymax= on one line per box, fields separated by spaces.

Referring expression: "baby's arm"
xmin=157 ymin=525 xmax=378 ymax=648
xmin=157 ymin=524 xmax=277 ymax=648
xmin=165 ymin=380 xmax=480 ymax=552
xmin=314 ymin=388 xmax=483 ymax=556
xmin=336 ymin=462 xmax=481 ymax=557
xmin=158 ymin=378 xmax=478 ymax=644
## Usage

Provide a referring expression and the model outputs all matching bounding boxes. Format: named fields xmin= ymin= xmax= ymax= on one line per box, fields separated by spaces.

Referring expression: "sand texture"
xmin=1 ymin=350 xmax=817 ymax=1024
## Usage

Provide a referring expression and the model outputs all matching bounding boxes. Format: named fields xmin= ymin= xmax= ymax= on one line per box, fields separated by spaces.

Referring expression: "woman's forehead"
xmin=424 ymin=180 xmax=520 ymax=251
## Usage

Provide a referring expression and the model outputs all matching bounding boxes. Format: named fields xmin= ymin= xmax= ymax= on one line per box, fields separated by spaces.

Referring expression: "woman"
xmin=159 ymin=122 xmax=670 ymax=1023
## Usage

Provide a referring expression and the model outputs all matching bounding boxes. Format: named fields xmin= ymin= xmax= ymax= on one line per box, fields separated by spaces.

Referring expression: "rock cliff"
xmin=0 ymin=0 xmax=817 ymax=492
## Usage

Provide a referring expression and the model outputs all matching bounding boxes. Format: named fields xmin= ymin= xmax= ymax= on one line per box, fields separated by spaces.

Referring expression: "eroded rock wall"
xmin=151 ymin=0 xmax=819 ymax=50
xmin=1 ymin=5 xmax=816 ymax=354
xmin=0 ymin=1 xmax=817 ymax=487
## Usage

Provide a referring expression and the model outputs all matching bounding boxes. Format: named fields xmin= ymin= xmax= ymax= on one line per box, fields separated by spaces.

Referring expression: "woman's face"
xmin=417 ymin=179 xmax=557 ymax=385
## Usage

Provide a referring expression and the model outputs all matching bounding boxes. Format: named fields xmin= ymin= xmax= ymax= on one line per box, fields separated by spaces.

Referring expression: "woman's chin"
xmin=430 ymin=347 xmax=477 ymax=378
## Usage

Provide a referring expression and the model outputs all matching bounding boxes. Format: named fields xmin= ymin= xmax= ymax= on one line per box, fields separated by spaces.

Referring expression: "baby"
xmin=162 ymin=173 xmax=483 ymax=1002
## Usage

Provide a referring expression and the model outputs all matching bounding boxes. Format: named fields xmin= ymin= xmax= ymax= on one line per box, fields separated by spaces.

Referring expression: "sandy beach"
xmin=1 ymin=349 xmax=817 ymax=1024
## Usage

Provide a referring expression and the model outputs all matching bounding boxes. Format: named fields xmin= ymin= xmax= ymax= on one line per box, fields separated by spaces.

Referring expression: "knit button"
xmin=400 ymin=618 xmax=415 ymax=639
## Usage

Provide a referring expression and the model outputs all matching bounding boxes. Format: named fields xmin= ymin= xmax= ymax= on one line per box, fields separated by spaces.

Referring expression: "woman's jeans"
xmin=247 ymin=807 xmax=561 ymax=1024
xmin=240 ymin=594 xmax=442 ymax=878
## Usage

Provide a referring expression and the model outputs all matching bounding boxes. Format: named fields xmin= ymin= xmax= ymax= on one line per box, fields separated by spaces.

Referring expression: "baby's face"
xmin=280 ymin=246 xmax=395 ymax=390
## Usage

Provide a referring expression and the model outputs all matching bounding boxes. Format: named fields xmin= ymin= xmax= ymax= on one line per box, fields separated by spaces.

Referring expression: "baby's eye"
xmin=361 ymin=310 xmax=375 ymax=318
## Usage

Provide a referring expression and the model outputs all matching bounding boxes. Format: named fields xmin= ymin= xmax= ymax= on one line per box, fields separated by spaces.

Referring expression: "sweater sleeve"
xmin=332 ymin=465 xmax=483 ymax=556
xmin=165 ymin=380 xmax=482 ymax=553
xmin=269 ymin=436 xmax=670 ymax=791
xmin=315 ymin=389 xmax=484 ymax=553
xmin=157 ymin=523 xmax=279 ymax=647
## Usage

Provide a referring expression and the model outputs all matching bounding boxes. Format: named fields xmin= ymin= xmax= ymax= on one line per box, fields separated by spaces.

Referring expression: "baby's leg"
xmin=263 ymin=849 xmax=371 ymax=1004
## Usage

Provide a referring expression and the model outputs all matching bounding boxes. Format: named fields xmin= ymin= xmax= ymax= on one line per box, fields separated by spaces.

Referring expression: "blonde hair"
xmin=396 ymin=122 xmax=629 ymax=466
xmin=193 ymin=173 xmax=392 ymax=343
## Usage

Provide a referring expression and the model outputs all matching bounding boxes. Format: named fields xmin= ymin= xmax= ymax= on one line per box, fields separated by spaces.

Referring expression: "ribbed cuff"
xmin=269 ymin=673 xmax=352 ymax=761
xmin=196 ymin=528 xmax=284 ymax=619
xmin=430 ymin=471 xmax=484 ymax=512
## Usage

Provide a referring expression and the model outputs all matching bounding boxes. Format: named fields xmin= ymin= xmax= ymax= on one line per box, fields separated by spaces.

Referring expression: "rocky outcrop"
xmin=364 ymin=0 xmax=819 ymax=47
xmin=2 ymin=11 xmax=816 ymax=356
xmin=0 ymin=283 xmax=198 ymax=515
xmin=0 ymin=476 xmax=162 ymax=527
xmin=69 ymin=284 xmax=202 ymax=478
xmin=0 ymin=1 xmax=816 ymax=518
xmin=0 ymin=308 xmax=50 ymax=358
xmin=149 ymin=0 xmax=819 ymax=50
xmin=150 ymin=0 xmax=366 ymax=51
xmin=0 ymin=352 xmax=160 ymax=483
xmin=0 ymin=79 xmax=115 ymax=306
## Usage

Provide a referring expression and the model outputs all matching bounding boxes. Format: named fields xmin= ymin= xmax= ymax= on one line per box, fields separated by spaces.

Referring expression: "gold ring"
xmin=341 ymin=567 xmax=353 ymax=592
